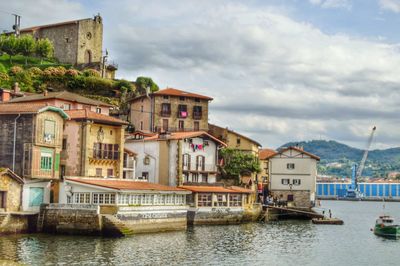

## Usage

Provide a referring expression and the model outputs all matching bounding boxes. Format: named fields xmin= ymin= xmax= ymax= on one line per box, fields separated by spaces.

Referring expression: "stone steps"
xmin=102 ymin=215 xmax=135 ymax=236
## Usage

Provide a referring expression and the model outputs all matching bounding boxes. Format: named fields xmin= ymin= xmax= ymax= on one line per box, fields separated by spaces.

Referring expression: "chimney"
xmin=0 ymin=90 xmax=11 ymax=102
xmin=43 ymin=90 xmax=48 ymax=96
xmin=13 ymin=82 xmax=20 ymax=94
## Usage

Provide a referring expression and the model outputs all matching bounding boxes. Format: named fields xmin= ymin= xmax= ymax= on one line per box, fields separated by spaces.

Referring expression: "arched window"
xmin=84 ymin=50 xmax=92 ymax=64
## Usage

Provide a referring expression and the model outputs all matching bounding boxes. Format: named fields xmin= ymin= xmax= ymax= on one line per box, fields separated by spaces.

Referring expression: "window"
xmin=74 ymin=193 xmax=90 ymax=204
xmin=195 ymin=98 xmax=200 ymax=103
xmin=140 ymin=121 xmax=143 ymax=130
xmin=163 ymin=95 xmax=169 ymax=100
xmin=184 ymin=173 xmax=189 ymax=183
xmin=162 ymin=119 xmax=169 ymax=131
xmin=92 ymin=193 xmax=116 ymax=204
xmin=214 ymin=194 xmax=228 ymax=207
xmin=196 ymin=155 xmax=205 ymax=171
xmin=96 ymin=107 xmax=101 ymax=114
xmin=193 ymin=106 xmax=202 ymax=119
xmin=293 ymin=179 xmax=301 ymax=185
xmin=107 ymin=169 xmax=114 ymax=177
xmin=141 ymin=106 xmax=143 ymax=113
xmin=194 ymin=121 xmax=200 ymax=131
xmin=198 ymin=193 xmax=212 ymax=207
xmin=62 ymin=138 xmax=67 ymax=149
xmin=96 ymin=168 xmax=102 ymax=177
xmin=287 ymin=163 xmax=295 ymax=170
xmin=93 ymin=143 xmax=119 ymax=160
xmin=236 ymin=138 xmax=241 ymax=145
xmin=281 ymin=179 xmax=290 ymax=185
xmin=178 ymin=105 xmax=188 ymax=118
xmin=161 ymin=103 xmax=171 ymax=116
xmin=60 ymin=165 xmax=66 ymax=178
xmin=40 ymin=151 xmax=52 ymax=170
xmin=192 ymin=173 xmax=199 ymax=182
xmin=229 ymin=194 xmax=242 ymax=207
xmin=183 ymin=154 xmax=191 ymax=170
xmin=201 ymin=173 xmax=208 ymax=183
xmin=141 ymin=172 xmax=149 ymax=180
xmin=44 ymin=120 xmax=56 ymax=143
xmin=179 ymin=96 xmax=185 ymax=101
xmin=62 ymin=103 xmax=71 ymax=110
xmin=178 ymin=120 xmax=184 ymax=130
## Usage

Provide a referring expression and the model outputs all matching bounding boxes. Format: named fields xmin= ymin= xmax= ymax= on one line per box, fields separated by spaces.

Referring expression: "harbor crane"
xmin=346 ymin=126 xmax=377 ymax=199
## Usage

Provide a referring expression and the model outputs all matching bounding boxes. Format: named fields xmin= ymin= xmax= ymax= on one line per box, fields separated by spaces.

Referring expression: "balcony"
xmin=183 ymin=163 xmax=218 ymax=173
xmin=193 ymin=112 xmax=202 ymax=120
xmin=155 ymin=126 xmax=208 ymax=133
xmin=160 ymin=110 xmax=171 ymax=117
xmin=90 ymin=148 xmax=120 ymax=161
xmin=177 ymin=111 xmax=188 ymax=119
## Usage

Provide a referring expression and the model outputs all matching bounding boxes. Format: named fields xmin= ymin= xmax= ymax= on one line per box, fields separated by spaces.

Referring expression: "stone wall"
xmin=40 ymin=204 xmax=102 ymax=235
xmin=188 ymin=205 xmax=261 ymax=225
xmin=271 ymin=190 xmax=312 ymax=208
xmin=0 ymin=172 xmax=23 ymax=212
xmin=0 ymin=114 xmax=34 ymax=177
xmin=77 ymin=16 xmax=103 ymax=64
xmin=0 ymin=213 xmax=37 ymax=235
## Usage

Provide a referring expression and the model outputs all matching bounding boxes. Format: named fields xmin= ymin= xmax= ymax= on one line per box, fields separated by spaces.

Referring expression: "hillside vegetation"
xmin=281 ymin=140 xmax=400 ymax=178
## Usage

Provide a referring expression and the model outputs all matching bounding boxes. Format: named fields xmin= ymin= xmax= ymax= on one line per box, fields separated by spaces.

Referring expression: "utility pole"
xmin=12 ymin=13 xmax=21 ymax=37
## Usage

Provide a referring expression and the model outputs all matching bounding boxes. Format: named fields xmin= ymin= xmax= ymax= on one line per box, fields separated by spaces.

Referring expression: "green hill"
xmin=280 ymin=140 xmax=400 ymax=178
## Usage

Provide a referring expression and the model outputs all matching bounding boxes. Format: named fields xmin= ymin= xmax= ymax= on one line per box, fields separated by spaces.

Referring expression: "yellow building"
xmin=61 ymin=109 xmax=128 ymax=179
xmin=258 ymin=148 xmax=277 ymax=185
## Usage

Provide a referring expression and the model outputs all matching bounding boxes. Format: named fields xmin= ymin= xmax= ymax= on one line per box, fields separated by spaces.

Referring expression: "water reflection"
xmin=0 ymin=201 xmax=399 ymax=265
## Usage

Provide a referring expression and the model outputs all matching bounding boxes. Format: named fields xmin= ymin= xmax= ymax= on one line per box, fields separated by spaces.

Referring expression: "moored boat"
xmin=373 ymin=215 xmax=400 ymax=238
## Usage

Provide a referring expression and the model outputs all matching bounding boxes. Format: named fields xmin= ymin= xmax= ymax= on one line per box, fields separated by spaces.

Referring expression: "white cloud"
xmin=379 ymin=0 xmax=400 ymax=13
xmin=309 ymin=0 xmax=352 ymax=9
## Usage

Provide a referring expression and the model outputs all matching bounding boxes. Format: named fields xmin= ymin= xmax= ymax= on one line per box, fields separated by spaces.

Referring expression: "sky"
xmin=1 ymin=0 xmax=400 ymax=149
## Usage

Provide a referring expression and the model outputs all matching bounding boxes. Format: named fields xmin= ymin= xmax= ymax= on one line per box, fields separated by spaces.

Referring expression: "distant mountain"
xmin=280 ymin=140 xmax=400 ymax=178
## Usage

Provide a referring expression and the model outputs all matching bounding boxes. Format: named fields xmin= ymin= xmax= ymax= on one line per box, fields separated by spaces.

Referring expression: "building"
xmin=258 ymin=148 xmax=276 ymax=184
xmin=0 ymin=168 xmax=24 ymax=212
xmin=129 ymin=88 xmax=213 ymax=133
xmin=0 ymin=103 xmax=69 ymax=211
xmin=208 ymin=124 xmax=261 ymax=156
xmin=266 ymin=146 xmax=320 ymax=209
xmin=56 ymin=177 xmax=191 ymax=234
xmin=125 ymin=131 xmax=226 ymax=186
xmin=61 ymin=109 xmax=128 ymax=179
xmin=180 ymin=185 xmax=259 ymax=225
xmin=19 ymin=16 xmax=103 ymax=66
xmin=8 ymin=90 xmax=113 ymax=115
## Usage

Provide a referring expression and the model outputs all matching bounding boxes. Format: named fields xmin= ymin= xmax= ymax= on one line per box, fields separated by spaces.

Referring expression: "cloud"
xmin=309 ymin=0 xmax=352 ymax=9
xmin=379 ymin=0 xmax=400 ymax=12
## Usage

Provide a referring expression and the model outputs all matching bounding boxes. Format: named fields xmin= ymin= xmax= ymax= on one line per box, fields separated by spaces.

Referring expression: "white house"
xmin=267 ymin=146 xmax=320 ymax=208
xmin=125 ymin=131 xmax=227 ymax=186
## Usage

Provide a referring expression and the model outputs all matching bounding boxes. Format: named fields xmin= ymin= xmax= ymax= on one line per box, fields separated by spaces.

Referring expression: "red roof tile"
xmin=66 ymin=109 xmax=128 ymax=125
xmin=142 ymin=131 xmax=227 ymax=146
xmin=0 ymin=103 xmax=69 ymax=119
xmin=259 ymin=148 xmax=277 ymax=160
xmin=154 ymin=88 xmax=213 ymax=100
xmin=179 ymin=185 xmax=253 ymax=194
xmin=65 ymin=178 xmax=189 ymax=192
xmin=267 ymin=146 xmax=320 ymax=161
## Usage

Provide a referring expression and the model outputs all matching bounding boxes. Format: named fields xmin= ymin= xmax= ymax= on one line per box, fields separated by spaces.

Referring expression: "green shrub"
xmin=9 ymin=66 xmax=23 ymax=76
xmin=27 ymin=67 xmax=43 ymax=77
xmin=0 ymin=63 xmax=6 ymax=73
xmin=83 ymin=69 xmax=101 ymax=77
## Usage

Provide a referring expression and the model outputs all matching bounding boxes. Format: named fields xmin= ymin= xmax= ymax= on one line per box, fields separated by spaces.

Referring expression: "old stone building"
xmin=20 ymin=15 xmax=103 ymax=66
xmin=129 ymin=88 xmax=213 ymax=133
xmin=0 ymin=168 xmax=24 ymax=212
xmin=0 ymin=103 xmax=69 ymax=211
xmin=62 ymin=109 xmax=128 ymax=179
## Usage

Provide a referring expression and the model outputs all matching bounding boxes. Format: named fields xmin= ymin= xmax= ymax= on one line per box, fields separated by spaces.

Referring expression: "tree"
xmin=135 ymin=76 xmax=159 ymax=95
xmin=2 ymin=35 xmax=19 ymax=63
xmin=35 ymin=38 xmax=53 ymax=64
xmin=219 ymin=148 xmax=261 ymax=181
xmin=18 ymin=35 xmax=36 ymax=65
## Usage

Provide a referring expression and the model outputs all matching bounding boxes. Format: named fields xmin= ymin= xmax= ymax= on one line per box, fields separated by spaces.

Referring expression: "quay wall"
xmin=0 ymin=213 xmax=37 ymax=235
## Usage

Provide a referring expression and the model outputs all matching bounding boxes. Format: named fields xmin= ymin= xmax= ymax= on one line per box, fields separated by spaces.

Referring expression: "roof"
xmin=8 ymin=91 xmax=113 ymax=107
xmin=267 ymin=146 xmax=320 ymax=161
xmin=179 ymin=185 xmax=253 ymax=194
xmin=0 ymin=168 xmax=24 ymax=184
xmin=208 ymin=123 xmax=262 ymax=147
xmin=65 ymin=178 xmax=190 ymax=193
xmin=131 ymin=88 xmax=213 ymax=101
xmin=66 ymin=109 xmax=128 ymax=125
xmin=124 ymin=148 xmax=137 ymax=156
xmin=259 ymin=148 xmax=277 ymax=160
xmin=0 ymin=103 xmax=69 ymax=119
xmin=141 ymin=131 xmax=227 ymax=146
xmin=19 ymin=18 xmax=89 ymax=33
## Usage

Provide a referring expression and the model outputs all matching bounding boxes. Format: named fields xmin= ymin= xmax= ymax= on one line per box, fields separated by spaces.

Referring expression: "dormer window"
xmin=44 ymin=120 xmax=56 ymax=143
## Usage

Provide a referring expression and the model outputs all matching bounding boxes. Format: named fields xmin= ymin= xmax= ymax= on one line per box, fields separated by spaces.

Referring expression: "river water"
xmin=0 ymin=201 xmax=399 ymax=266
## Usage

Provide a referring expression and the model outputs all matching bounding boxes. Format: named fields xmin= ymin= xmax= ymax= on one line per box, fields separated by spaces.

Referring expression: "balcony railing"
xmin=123 ymin=157 xmax=135 ymax=169
xmin=183 ymin=163 xmax=218 ymax=172
xmin=90 ymin=148 xmax=120 ymax=160
xmin=160 ymin=110 xmax=171 ymax=117
xmin=193 ymin=112 xmax=202 ymax=120
xmin=155 ymin=126 xmax=208 ymax=133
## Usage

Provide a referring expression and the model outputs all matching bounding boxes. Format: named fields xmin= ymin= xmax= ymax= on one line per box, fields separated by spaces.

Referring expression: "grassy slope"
xmin=0 ymin=54 xmax=70 ymax=70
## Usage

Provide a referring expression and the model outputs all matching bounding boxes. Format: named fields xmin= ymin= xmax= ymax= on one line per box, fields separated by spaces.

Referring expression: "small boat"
xmin=373 ymin=215 xmax=400 ymax=238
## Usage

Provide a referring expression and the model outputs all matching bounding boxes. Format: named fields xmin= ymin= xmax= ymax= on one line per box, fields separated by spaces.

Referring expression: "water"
xmin=0 ymin=201 xmax=399 ymax=265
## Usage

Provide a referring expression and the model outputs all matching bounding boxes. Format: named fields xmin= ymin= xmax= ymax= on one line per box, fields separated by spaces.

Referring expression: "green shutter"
xmin=55 ymin=153 xmax=60 ymax=171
